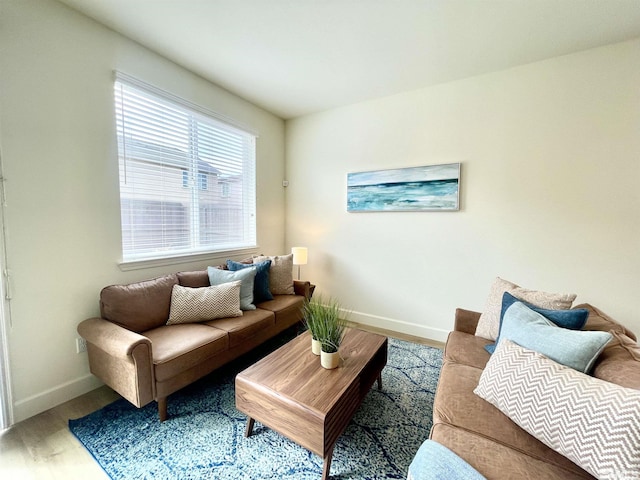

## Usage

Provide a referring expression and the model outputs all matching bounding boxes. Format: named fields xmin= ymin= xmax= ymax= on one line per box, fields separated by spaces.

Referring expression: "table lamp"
xmin=291 ymin=247 xmax=308 ymax=280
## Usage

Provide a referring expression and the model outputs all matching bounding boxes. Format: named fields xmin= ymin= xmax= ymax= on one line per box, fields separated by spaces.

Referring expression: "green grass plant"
xmin=303 ymin=295 xmax=348 ymax=353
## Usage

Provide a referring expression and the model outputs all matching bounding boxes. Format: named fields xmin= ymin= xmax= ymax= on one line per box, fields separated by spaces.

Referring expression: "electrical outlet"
xmin=76 ymin=337 xmax=87 ymax=354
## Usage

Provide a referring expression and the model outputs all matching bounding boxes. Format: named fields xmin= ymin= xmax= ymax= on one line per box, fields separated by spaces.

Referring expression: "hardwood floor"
xmin=0 ymin=385 xmax=119 ymax=479
xmin=0 ymin=326 xmax=443 ymax=479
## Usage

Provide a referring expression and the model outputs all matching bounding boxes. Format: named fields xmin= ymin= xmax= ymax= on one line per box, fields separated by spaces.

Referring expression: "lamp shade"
xmin=291 ymin=247 xmax=308 ymax=265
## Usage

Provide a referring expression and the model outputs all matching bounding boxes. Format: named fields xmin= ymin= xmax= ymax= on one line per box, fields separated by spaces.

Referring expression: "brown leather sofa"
xmin=78 ymin=268 xmax=312 ymax=422
xmin=430 ymin=304 xmax=639 ymax=479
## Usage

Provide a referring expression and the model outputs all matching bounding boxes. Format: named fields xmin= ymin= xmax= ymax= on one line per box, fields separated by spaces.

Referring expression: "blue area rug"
xmin=69 ymin=335 xmax=442 ymax=480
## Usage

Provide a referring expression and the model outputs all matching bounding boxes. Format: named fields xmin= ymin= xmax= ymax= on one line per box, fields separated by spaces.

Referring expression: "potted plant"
xmin=303 ymin=296 xmax=347 ymax=369
xmin=302 ymin=298 xmax=326 ymax=355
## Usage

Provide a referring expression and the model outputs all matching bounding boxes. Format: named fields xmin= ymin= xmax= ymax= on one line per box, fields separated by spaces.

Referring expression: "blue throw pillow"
xmin=226 ymin=259 xmax=273 ymax=303
xmin=408 ymin=440 xmax=487 ymax=480
xmin=498 ymin=301 xmax=612 ymax=373
xmin=484 ymin=292 xmax=589 ymax=354
xmin=207 ymin=266 xmax=257 ymax=311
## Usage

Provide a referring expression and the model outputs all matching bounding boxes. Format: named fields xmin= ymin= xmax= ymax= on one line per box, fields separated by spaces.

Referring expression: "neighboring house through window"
xmin=114 ymin=74 xmax=257 ymax=262
xmin=199 ymin=172 xmax=208 ymax=190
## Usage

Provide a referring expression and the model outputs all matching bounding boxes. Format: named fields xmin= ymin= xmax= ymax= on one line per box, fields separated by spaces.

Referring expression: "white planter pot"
xmin=311 ymin=338 xmax=322 ymax=356
xmin=321 ymin=350 xmax=340 ymax=369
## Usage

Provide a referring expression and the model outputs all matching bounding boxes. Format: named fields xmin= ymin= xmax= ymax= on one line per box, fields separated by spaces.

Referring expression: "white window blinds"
xmin=114 ymin=75 xmax=256 ymax=262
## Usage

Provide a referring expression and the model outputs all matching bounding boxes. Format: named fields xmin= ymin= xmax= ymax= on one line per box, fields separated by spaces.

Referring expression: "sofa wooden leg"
xmin=158 ymin=397 xmax=168 ymax=422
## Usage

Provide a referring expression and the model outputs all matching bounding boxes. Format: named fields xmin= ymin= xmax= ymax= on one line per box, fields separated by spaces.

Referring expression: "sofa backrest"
xmin=579 ymin=303 xmax=640 ymax=390
xmin=592 ymin=331 xmax=640 ymax=390
xmin=579 ymin=303 xmax=637 ymax=341
xmin=100 ymin=274 xmax=179 ymax=332
xmin=176 ymin=270 xmax=210 ymax=288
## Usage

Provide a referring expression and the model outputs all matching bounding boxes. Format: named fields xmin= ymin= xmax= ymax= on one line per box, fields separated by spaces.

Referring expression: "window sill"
xmin=118 ymin=247 xmax=260 ymax=272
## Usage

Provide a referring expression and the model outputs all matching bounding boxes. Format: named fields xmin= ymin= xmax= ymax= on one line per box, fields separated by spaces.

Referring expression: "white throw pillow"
xmin=474 ymin=339 xmax=640 ymax=480
xmin=474 ymin=277 xmax=576 ymax=340
xmin=253 ymin=254 xmax=295 ymax=295
xmin=166 ymin=282 xmax=242 ymax=325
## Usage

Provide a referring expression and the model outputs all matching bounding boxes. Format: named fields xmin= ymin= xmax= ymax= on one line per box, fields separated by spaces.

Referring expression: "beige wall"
xmin=286 ymin=39 xmax=640 ymax=341
xmin=0 ymin=0 xmax=286 ymax=422
xmin=2 ymin=0 xmax=639 ymax=424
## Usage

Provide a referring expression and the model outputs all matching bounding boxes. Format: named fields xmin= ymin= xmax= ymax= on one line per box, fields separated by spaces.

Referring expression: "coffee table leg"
xmin=322 ymin=446 xmax=335 ymax=480
xmin=377 ymin=372 xmax=382 ymax=390
xmin=245 ymin=417 xmax=255 ymax=437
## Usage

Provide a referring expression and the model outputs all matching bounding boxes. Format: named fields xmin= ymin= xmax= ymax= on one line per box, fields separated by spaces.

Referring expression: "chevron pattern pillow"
xmin=474 ymin=339 xmax=640 ymax=480
xmin=166 ymin=281 xmax=242 ymax=325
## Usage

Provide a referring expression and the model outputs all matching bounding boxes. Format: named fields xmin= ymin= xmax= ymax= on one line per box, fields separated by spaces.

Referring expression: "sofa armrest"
xmin=293 ymin=280 xmax=315 ymax=300
xmin=78 ymin=317 xmax=151 ymax=359
xmin=78 ymin=317 xmax=155 ymax=408
xmin=454 ymin=308 xmax=482 ymax=335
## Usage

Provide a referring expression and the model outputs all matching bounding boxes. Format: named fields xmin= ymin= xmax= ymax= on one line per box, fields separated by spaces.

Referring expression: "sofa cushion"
xmin=430 ymin=423 xmax=593 ymax=480
xmin=443 ymin=331 xmax=492 ymax=369
xmin=177 ymin=270 xmax=210 ymax=288
xmin=205 ymin=308 xmax=275 ymax=348
xmin=592 ymin=331 xmax=640 ymax=389
xmin=475 ymin=277 xmax=576 ymax=341
xmin=144 ymin=323 xmax=229 ymax=382
xmin=579 ymin=303 xmax=637 ymax=340
xmin=432 ymin=361 xmax=589 ymax=476
xmin=207 ymin=266 xmax=257 ymax=311
xmin=485 ymin=292 xmax=588 ymax=354
xmin=167 ymin=282 xmax=242 ymax=325
xmin=257 ymin=294 xmax=304 ymax=326
xmin=474 ymin=340 xmax=640 ymax=480
xmin=227 ymin=259 xmax=274 ymax=303
xmin=100 ymin=274 xmax=178 ymax=332
xmin=254 ymin=254 xmax=295 ymax=295
xmin=497 ymin=302 xmax=612 ymax=373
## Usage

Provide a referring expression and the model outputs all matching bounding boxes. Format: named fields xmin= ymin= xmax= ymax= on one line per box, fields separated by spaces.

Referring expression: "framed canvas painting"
xmin=347 ymin=163 xmax=460 ymax=212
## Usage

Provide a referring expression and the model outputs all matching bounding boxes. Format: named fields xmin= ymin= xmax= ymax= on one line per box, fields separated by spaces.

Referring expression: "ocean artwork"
xmin=347 ymin=163 xmax=460 ymax=212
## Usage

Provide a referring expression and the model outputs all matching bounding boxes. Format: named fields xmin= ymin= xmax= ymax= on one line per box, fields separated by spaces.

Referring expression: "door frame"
xmin=0 ymin=151 xmax=13 ymax=430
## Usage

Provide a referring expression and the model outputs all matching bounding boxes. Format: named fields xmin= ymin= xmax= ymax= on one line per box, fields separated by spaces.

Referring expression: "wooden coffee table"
xmin=235 ymin=328 xmax=388 ymax=479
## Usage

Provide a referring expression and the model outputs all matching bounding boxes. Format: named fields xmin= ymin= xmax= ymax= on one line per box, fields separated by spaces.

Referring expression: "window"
xmin=198 ymin=173 xmax=208 ymax=191
xmin=114 ymin=74 xmax=256 ymax=262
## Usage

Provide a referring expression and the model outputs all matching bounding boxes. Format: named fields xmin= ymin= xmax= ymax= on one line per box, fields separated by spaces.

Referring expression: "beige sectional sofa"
xmin=430 ymin=304 xmax=639 ymax=479
xmin=78 ymin=267 xmax=312 ymax=422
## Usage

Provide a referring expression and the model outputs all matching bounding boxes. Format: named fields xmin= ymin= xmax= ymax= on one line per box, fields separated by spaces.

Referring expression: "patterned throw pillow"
xmin=166 ymin=282 xmax=242 ymax=325
xmin=253 ymin=254 xmax=294 ymax=295
xmin=474 ymin=340 xmax=640 ymax=480
xmin=474 ymin=277 xmax=576 ymax=340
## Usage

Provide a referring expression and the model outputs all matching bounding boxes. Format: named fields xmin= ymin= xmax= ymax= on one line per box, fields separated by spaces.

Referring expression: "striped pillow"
xmin=474 ymin=339 xmax=640 ymax=480
xmin=167 ymin=282 xmax=242 ymax=325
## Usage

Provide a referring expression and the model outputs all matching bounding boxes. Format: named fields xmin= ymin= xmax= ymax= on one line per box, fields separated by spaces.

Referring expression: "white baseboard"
xmin=344 ymin=309 xmax=450 ymax=344
xmin=12 ymin=373 xmax=103 ymax=424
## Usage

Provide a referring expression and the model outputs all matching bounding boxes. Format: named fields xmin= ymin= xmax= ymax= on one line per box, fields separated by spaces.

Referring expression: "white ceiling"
xmin=57 ymin=0 xmax=640 ymax=119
